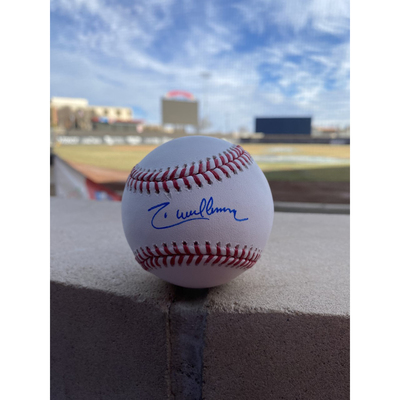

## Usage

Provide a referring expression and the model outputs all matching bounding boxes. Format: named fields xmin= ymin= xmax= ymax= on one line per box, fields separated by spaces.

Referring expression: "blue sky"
xmin=51 ymin=0 xmax=349 ymax=131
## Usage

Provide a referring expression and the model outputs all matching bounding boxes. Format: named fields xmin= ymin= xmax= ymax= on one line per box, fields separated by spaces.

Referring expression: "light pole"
xmin=200 ymin=71 xmax=211 ymax=132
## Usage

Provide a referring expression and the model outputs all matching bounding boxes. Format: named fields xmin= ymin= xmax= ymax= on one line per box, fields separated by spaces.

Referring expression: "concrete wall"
xmin=51 ymin=199 xmax=349 ymax=399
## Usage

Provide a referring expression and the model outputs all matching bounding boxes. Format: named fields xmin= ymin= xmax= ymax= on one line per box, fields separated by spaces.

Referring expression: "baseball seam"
xmin=134 ymin=241 xmax=261 ymax=271
xmin=125 ymin=144 xmax=253 ymax=194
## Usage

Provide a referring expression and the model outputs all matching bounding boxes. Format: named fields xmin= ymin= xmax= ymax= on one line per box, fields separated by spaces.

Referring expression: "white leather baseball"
xmin=121 ymin=136 xmax=274 ymax=288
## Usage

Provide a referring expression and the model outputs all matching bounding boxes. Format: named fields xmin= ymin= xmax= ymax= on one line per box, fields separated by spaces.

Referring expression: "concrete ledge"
xmin=51 ymin=198 xmax=349 ymax=399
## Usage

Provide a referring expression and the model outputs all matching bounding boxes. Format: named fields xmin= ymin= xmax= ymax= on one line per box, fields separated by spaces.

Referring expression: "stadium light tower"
xmin=200 ymin=71 xmax=211 ymax=132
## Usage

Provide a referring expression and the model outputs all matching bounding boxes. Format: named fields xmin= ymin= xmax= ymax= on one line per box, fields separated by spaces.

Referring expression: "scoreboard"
xmin=255 ymin=117 xmax=312 ymax=135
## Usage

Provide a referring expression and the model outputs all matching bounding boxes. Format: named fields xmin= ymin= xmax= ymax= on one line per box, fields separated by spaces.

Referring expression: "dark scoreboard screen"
xmin=255 ymin=117 xmax=311 ymax=135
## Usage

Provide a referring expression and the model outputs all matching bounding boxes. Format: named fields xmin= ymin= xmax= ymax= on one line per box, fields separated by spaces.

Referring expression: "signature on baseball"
xmin=148 ymin=196 xmax=249 ymax=230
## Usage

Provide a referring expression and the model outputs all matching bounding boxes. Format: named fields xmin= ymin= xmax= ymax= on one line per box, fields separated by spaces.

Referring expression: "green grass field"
xmin=53 ymin=143 xmax=350 ymax=182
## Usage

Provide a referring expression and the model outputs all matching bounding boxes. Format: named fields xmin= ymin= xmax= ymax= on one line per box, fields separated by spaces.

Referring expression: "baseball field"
xmin=53 ymin=143 xmax=350 ymax=182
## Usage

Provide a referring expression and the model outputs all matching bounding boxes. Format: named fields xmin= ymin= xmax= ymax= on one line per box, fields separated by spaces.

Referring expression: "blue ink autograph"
xmin=148 ymin=197 xmax=248 ymax=230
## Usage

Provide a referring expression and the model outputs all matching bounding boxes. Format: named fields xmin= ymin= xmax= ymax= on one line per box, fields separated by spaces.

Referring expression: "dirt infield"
xmin=67 ymin=161 xmax=130 ymax=183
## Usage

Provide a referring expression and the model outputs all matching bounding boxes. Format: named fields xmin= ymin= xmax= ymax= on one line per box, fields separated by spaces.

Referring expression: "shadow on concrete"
xmin=51 ymin=281 xmax=171 ymax=400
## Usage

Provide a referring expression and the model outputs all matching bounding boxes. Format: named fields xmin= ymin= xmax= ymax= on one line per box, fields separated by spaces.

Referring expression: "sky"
xmin=50 ymin=0 xmax=350 ymax=132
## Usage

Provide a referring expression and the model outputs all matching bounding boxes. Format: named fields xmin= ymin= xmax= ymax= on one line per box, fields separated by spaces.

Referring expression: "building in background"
xmin=339 ymin=125 xmax=350 ymax=138
xmin=91 ymin=117 xmax=144 ymax=134
xmin=50 ymin=97 xmax=134 ymax=131
xmin=50 ymin=105 xmax=58 ymax=127
xmin=312 ymin=126 xmax=350 ymax=139
xmin=89 ymin=105 xmax=132 ymax=121
xmin=51 ymin=97 xmax=89 ymax=110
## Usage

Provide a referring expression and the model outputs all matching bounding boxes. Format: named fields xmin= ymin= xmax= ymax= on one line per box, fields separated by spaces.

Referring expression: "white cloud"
xmin=235 ymin=0 xmax=349 ymax=36
xmin=51 ymin=0 xmax=350 ymax=130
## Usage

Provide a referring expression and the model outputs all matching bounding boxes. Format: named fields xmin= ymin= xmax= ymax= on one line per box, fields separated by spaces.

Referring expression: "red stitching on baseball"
xmin=162 ymin=181 xmax=170 ymax=193
xmin=232 ymin=160 xmax=242 ymax=170
xmin=226 ymin=163 xmax=236 ymax=173
xmin=193 ymin=174 xmax=202 ymax=187
xmin=194 ymin=241 xmax=202 ymax=255
xmin=209 ymin=169 xmax=221 ymax=181
xmin=233 ymin=245 xmax=239 ymax=258
xmin=224 ymin=151 xmax=232 ymax=162
xmin=195 ymin=254 xmax=204 ymax=265
xmin=134 ymin=242 xmax=261 ymax=271
xmin=173 ymin=180 xmax=180 ymax=191
xmin=161 ymin=170 xmax=170 ymax=180
xmin=125 ymin=145 xmax=253 ymax=194
xmin=183 ymin=177 xmax=191 ymax=189
xmin=179 ymin=167 xmax=187 ymax=179
xmin=163 ymin=243 xmax=173 ymax=255
xmin=169 ymin=168 xmax=178 ymax=180
xmin=202 ymin=173 xmax=212 ymax=185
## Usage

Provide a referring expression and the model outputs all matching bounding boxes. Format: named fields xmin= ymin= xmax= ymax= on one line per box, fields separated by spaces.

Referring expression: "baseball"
xmin=121 ymin=136 xmax=274 ymax=288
